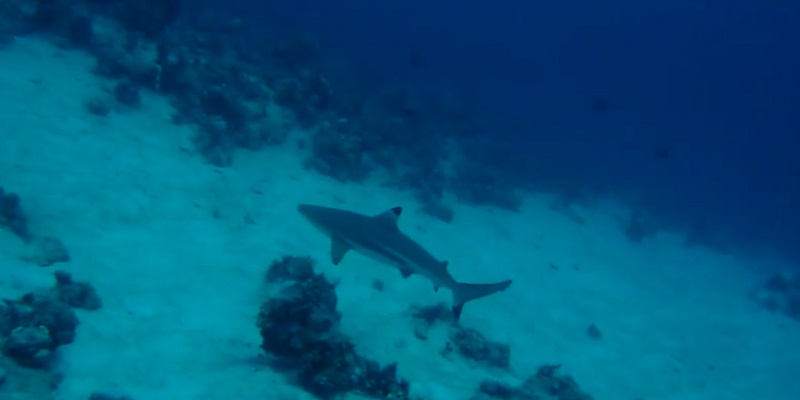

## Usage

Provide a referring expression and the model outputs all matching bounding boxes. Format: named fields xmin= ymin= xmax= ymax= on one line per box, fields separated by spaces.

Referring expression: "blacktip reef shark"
xmin=297 ymin=203 xmax=512 ymax=320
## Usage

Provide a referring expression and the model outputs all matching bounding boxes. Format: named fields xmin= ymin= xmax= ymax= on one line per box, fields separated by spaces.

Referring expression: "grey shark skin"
xmin=297 ymin=203 xmax=512 ymax=320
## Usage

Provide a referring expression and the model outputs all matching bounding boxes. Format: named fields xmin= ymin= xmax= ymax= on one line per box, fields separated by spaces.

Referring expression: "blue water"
xmin=236 ymin=0 xmax=800 ymax=261
xmin=3 ymin=1 xmax=800 ymax=399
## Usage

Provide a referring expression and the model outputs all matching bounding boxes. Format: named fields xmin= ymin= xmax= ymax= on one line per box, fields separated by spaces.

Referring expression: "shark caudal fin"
xmin=451 ymin=279 xmax=512 ymax=320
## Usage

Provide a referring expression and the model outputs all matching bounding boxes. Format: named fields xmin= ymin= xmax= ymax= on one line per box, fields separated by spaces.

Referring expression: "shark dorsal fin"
xmin=373 ymin=206 xmax=403 ymax=228
xmin=330 ymin=237 xmax=351 ymax=265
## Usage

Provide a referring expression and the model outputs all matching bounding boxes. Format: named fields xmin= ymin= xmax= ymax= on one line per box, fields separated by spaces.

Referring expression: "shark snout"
xmin=297 ymin=204 xmax=310 ymax=216
xmin=297 ymin=204 xmax=327 ymax=232
xmin=297 ymin=204 xmax=316 ymax=221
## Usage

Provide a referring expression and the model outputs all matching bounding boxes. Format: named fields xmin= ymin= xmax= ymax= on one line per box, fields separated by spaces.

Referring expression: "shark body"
xmin=297 ymin=203 xmax=512 ymax=319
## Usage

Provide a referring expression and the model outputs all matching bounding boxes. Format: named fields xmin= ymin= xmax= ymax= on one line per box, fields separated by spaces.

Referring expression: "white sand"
xmin=1 ymin=38 xmax=799 ymax=400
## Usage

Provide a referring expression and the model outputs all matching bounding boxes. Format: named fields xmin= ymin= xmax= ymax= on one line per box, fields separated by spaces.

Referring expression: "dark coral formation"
xmin=444 ymin=327 xmax=511 ymax=369
xmin=585 ymin=323 xmax=602 ymax=340
xmin=0 ymin=0 xmax=34 ymax=46
xmin=0 ymin=292 xmax=79 ymax=368
xmin=86 ymin=0 xmax=182 ymax=39
xmin=257 ymin=256 xmax=412 ymax=400
xmin=1 ymin=187 xmax=71 ymax=266
xmin=0 ymin=271 xmax=101 ymax=370
xmin=88 ymin=392 xmax=135 ymax=400
xmin=750 ymin=272 xmax=800 ymax=321
xmin=408 ymin=303 xmax=453 ymax=340
xmin=304 ymin=119 xmax=373 ymax=183
xmin=152 ymin=29 xmax=296 ymax=166
xmin=264 ymin=255 xmax=316 ymax=284
xmin=52 ymin=270 xmax=103 ymax=310
xmin=0 ymin=355 xmax=64 ymax=399
xmin=470 ymin=365 xmax=594 ymax=400
xmin=22 ymin=237 xmax=71 ymax=267
xmin=419 ymin=201 xmax=455 ymax=224
xmin=0 ymin=186 xmax=30 ymax=240
xmin=406 ymin=303 xmax=510 ymax=368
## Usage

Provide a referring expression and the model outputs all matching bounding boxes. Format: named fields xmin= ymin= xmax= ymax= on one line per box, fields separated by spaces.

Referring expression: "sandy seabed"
xmin=1 ymin=38 xmax=799 ymax=400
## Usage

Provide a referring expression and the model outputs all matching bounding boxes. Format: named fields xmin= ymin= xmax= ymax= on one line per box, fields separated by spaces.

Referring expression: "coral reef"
xmin=0 ymin=273 xmax=101 ymax=397
xmin=304 ymin=119 xmax=373 ymax=182
xmin=257 ymin=256 xmax=413 ymax=400
xmin=3 ymin=0 xmax=529 ymax=214
xmin=0 ymin=292 xmax=79 ymax=368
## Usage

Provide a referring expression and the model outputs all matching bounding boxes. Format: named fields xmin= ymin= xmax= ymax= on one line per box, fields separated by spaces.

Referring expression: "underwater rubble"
xmin=258 ymin=255 xmax=414 ymax=400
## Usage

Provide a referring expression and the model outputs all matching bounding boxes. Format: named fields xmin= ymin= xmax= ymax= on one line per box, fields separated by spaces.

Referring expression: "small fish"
xmin=298 ymin=204 xmax=512 ymax=320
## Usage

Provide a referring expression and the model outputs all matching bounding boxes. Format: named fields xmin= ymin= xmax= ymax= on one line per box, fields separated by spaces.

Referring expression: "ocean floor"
xmin=1 ymin=37 xmax=799 ymax=400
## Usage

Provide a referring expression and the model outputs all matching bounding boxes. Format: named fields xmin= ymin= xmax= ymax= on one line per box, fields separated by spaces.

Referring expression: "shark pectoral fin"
xmin=400 ymin=268 xmax=414 ymax=279
xmin=330 ymin=238 xmax=351 ymax=265
xmin=374 ymin=206 xmax=403 ymax=229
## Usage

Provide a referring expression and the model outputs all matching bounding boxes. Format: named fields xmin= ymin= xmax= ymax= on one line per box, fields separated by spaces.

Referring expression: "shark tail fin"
xmin=451 ymin=279 xmax=512 ymax=320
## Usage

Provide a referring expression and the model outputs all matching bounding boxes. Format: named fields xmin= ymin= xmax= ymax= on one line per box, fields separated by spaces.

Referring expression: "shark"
xmin=297 ymin=203 xmax=512 ymax=320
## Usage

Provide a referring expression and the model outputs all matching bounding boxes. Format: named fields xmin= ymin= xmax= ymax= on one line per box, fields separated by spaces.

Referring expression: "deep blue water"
xmin=212 ymin=0 xmax=800 ymax=262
